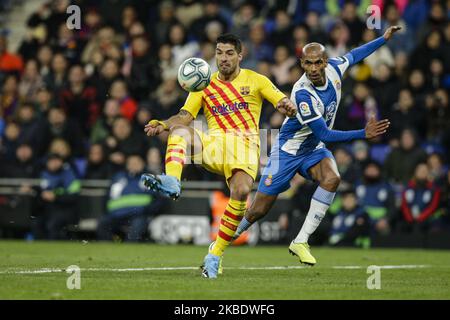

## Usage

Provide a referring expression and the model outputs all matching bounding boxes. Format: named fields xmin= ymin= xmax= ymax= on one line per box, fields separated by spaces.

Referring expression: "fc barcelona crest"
xmin=240 ymin=86 xmax=250 ymax=95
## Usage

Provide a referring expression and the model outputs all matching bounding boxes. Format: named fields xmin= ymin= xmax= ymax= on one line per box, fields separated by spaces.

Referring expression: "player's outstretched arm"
xmin=144 ymin=110 xmax=194 ymax=136
xmin=308 ymin=116 xmax=390 ymax=142
xmin=344 ymin=26 xmax=401 ymax=66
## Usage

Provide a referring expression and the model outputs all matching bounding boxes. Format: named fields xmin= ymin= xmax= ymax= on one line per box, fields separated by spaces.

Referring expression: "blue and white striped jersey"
xmin=278 ymin=56 xmax=351 ymax=156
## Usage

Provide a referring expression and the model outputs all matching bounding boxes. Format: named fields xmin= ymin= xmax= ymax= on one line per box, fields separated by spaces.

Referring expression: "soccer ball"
xmin=177 ymin=58 xmax=211 ymax=92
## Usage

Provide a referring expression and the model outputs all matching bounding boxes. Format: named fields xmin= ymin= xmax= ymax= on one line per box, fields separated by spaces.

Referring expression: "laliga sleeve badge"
xmin=335 ymin=80 xmax=341 ymax=90
xmin=264 ymin=175 xmax=273 ymax=186
xmin=299 ymin=102 xmax=311 ymax=116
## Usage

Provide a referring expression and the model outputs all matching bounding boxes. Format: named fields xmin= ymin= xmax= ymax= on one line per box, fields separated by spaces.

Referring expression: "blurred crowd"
xmin=0 ymin=0 xmax=449 ymax=241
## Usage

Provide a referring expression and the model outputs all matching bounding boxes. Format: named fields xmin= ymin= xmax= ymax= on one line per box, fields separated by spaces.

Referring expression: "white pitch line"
xmin=333 ymin=265 xmax=430 ymax=270
xmin=0 ymin=265 xmax=430 ymax=275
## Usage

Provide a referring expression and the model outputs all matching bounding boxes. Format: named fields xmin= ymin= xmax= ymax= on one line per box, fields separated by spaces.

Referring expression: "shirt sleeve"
xmin=329 ymin=36 xmax=386 ymax=78
xmin=308 ymin=117 xmax=366 ymax=142
xmin=295 ymin=90 xmax=322 ymax=124
xmin=258 ymin=74 xmax=287 ymax=107
xmin=180 ymin=91 xmax=204 ymax=118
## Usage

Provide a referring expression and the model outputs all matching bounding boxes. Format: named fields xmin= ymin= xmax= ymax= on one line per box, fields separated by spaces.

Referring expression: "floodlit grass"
xmin=0 ymin=241 xmax=449 ymax=299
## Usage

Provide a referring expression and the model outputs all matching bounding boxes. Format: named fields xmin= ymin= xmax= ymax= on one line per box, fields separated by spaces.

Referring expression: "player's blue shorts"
xmin=258 ymin=147 xmax=335 ymax=195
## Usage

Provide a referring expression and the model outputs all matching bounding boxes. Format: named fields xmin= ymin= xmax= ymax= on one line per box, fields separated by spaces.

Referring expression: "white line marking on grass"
xmin=0 ymin=264 xmax=430 ymax=275
xmin=333 ymin=265 xmax=430 ymax=270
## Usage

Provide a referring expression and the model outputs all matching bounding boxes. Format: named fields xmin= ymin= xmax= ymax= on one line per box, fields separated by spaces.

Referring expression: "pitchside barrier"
xmin=0 ymin=178 xmax=449 ymax=248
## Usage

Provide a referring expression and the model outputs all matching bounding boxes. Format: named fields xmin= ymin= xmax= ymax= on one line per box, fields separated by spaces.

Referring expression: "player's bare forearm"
xmin=144 ymin=110 xmax=193 ymax=136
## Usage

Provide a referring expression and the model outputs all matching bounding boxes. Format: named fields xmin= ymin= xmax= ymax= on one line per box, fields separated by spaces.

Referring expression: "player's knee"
xmin=169 ymin=125 xmax=190 ymax=138
xmin=231 ymin=184 xmax=251 ymax=200
xmin=322 ymin=174 xmax=341 ymax=190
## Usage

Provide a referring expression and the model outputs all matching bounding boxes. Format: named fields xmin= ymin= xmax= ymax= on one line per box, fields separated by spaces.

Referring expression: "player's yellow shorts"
xmin=192 ymin=129 xmax=260 ymax=184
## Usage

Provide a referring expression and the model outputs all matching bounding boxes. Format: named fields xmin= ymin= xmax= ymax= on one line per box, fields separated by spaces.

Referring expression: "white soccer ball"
xmin=177 ymin=57 xmax=211 ymax=92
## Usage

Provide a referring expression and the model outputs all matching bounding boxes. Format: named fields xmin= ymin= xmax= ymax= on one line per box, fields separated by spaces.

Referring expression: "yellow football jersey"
xmin=181 ymin=69 xmax=285 ymax=137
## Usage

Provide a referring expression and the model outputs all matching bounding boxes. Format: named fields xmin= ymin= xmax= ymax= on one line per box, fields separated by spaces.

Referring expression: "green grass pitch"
xmin=0 ymin=240 xmax=449 ymax=300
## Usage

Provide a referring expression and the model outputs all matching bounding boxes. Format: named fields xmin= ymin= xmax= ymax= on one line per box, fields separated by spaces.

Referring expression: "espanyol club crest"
xmin=264 ymin=175 xmax=273 ymax=186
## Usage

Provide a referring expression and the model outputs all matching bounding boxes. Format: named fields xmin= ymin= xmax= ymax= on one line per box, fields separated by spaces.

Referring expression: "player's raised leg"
xmin=202 ymin=170 xmax=253 ymax=278
xmin=141 ymin=125 xmax=201 ymax=199
xmin=289 ymin=157 xmax=339 ymax=265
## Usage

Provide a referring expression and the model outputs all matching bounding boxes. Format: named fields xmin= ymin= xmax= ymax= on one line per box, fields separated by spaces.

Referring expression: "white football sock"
xmin=294 ymin=186 xmax=335 ymax=244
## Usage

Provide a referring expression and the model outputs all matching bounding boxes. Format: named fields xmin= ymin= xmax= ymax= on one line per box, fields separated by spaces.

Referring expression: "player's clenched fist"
xmin=144 ymin=120 xmax=167 ymax=136
xmin=276 ymin=97 xmax=297 ymax=118
xmin=365 ymin=116 xmax=390 ymax=139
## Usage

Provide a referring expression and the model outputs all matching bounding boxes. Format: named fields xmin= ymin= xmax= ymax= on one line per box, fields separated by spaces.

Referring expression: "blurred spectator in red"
xmin=400 ymin=163 xmax=442 ymax=233
xmin=384 ymin=128 xmax=428 ymax=184
xmin=0 ymin=33 xmax=24 ymax=76
xmin=60 ymin=65 xmax=99 ymax=134
xmin=109 ymin=79 xmax=138 ymax=121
